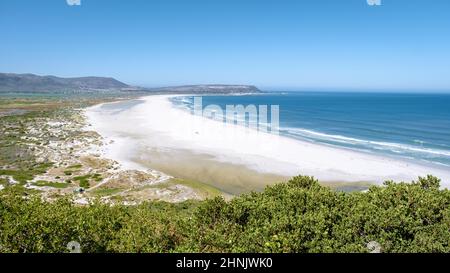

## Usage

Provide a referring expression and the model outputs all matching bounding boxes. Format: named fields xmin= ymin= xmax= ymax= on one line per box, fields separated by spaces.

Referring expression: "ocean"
xmin=171 ymin=92 xmax=450 ymax=169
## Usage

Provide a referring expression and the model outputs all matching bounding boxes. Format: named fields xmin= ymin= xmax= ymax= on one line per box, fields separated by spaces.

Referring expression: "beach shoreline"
xmin=84 ymin=94 xmax=450 ymax=191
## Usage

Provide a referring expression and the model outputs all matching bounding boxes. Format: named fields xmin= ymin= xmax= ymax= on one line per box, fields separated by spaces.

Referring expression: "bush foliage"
xmin=1 ymin=175 xmax=449 ymax=253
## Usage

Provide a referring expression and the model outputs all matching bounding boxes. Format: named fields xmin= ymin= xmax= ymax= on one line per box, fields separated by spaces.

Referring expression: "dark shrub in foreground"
xmin=1 ymin=175 xmax=449 ymax=253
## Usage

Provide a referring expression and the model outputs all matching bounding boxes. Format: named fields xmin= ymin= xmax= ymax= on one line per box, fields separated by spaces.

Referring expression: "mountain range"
xmin=0 ymin=73 xmax=130 ymax=92
xmin=148 ymin=84 xmax=261 ymax=94
xmin=0 ymin=73 xmax=261 ymax=94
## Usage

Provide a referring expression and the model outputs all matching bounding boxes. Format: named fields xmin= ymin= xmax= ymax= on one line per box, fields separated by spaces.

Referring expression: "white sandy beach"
xmin=85 ymin=95 xmax=450 ymax=190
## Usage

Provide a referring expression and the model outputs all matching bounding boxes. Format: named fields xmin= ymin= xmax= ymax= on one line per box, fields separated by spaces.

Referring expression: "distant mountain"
xmin=0 ymin=73 xmax=130 ymax=92
xmin=0 ymin=73 xmax=262 ymax=94
xmin=148 ymin=84 xmax=262 ymax=94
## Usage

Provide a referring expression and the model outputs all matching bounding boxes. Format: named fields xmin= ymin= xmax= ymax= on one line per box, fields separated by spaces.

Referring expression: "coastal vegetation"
xmin=1 ymin=175 xmax=449 ymax=253
xmin=0 ymin=97 xmax=86 ymax=193
xmin=1 ymin=94 xmax=450 ymax=253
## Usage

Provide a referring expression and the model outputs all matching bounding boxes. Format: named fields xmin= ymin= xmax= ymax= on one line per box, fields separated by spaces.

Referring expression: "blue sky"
xmin=0 ymin=0 xmax=449 ymax=91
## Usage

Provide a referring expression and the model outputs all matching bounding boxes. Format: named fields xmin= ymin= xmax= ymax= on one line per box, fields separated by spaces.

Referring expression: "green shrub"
xmin=0 ymin=175 xmax=449 ymax=253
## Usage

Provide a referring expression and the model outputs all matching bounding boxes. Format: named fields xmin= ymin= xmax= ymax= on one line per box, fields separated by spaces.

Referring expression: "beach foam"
xmin=85 ymin=95 xmax=450 ymax=187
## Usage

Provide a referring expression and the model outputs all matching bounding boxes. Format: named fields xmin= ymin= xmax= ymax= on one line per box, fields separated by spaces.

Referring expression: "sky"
xmin=0 ymin=0 xmax=449 ymax=91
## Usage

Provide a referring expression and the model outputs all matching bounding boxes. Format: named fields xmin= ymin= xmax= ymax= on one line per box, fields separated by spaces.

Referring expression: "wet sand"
xmin=133 ymin=147 xmax=288 ymax=195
